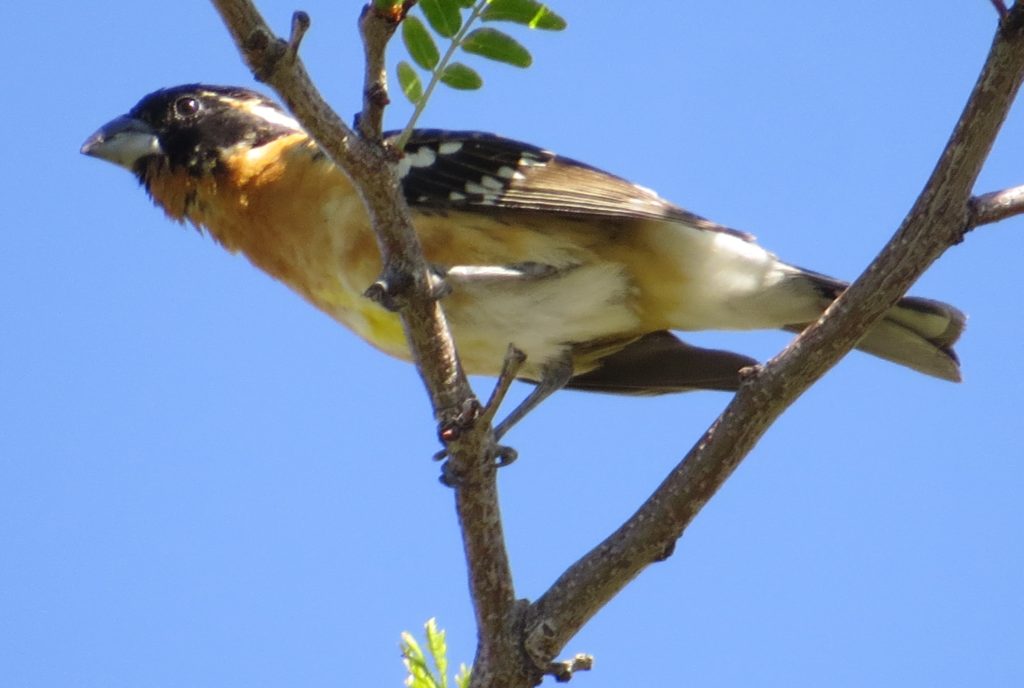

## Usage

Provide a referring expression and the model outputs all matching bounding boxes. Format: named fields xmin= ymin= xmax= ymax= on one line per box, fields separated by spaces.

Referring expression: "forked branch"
xmin=210 ymin=2 xmax=1024 ymax=687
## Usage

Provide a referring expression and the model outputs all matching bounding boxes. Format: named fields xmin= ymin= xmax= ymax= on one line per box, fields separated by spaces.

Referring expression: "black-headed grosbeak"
xmin=81 ymin=84 xmax=965 ymax=436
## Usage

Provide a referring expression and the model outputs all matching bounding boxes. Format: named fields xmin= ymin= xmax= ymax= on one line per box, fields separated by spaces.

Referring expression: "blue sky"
xmin=2 ymin=2 xmax=1023 ymax=686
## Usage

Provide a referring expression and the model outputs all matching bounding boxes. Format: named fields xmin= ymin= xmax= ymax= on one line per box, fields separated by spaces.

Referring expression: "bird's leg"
xmin=492 ymin=351 xmax=574 ymax=446
xmin=479 ymin=345 xmax=528 ymax=428
xmin=434 ymin=348 xmax=573 ymax=469
xmin=434 ymin=344 xmax=527 ymax=468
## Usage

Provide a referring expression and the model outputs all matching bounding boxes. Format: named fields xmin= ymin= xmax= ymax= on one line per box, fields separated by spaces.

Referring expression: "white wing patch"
xmin=395 ymin=146 xmax=439 ymax=178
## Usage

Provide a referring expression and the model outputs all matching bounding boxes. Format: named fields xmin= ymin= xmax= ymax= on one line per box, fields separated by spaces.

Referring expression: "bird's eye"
xmin=173 ymin=96 xmax=201 ymax=118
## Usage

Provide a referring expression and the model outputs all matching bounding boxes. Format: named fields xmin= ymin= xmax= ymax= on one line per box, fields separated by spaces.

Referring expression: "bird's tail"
xmin=788 ymin=271 xmax=965 ymax=382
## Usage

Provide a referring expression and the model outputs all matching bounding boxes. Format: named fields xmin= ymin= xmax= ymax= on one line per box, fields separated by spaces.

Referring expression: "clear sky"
xmin=2 ymin=2 xmax=1022 ymax=686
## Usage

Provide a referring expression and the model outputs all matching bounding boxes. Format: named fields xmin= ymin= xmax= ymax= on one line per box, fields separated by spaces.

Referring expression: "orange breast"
xmin=141 ymin=137 xmax=663 ymax=376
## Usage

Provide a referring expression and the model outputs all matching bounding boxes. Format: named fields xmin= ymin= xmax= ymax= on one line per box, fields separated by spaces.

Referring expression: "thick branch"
xmin=525 ymin=7 xmax=1024 ymax=666
xmin=210 ymin=2 xmax=524 ymax=683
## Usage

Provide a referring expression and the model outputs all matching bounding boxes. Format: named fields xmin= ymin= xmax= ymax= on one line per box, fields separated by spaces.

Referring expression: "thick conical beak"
xmin=81 ymin=115 xmax=163 ymax=170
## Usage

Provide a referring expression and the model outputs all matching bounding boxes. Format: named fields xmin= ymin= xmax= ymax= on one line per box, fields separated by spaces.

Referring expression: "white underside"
xmin=443 ymin=261 xmax=640 ymax=378
xmin=425 ymin=219 xmax=825 ymax=378
xmin=656 ymin=224 xmax=819 ymax=330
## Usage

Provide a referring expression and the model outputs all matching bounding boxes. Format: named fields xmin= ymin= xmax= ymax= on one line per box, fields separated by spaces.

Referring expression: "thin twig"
xmin=396 ymin=0 xmax=489 ymax=149
xmin=969 ymin=183 xmax=1024 ymax=227
xmin=545 ymin=653 xmax=593 ymax=683
xmin=287 ymin=11 xmax=310 ymax=58
xmin=357 ymin=3 xmax=400 ymax=140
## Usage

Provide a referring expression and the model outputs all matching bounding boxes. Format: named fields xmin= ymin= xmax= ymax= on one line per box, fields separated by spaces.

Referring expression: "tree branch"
xmin=356 ymin=2 xmax=401 ymax=140
xmin=209 ymin=2 xmax=525 ymax=684
xmin=524 ymin=6 xmax=1024 ymax=668
xmin=211 ymin=2 xmax=1024 ymax=686
xmin=969 ymin=183 xmax=1024 ymax=227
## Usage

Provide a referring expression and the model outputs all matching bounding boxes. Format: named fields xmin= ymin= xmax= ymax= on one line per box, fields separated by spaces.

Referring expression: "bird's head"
xmin=81 ymin=84 xmax=304 ymax=182
xmin=81 ymin=84 xmax=310 ymax=222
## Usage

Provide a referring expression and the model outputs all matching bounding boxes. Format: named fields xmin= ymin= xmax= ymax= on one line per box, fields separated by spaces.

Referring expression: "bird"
xmin=81 ymin=84 xmax=965 ymax=442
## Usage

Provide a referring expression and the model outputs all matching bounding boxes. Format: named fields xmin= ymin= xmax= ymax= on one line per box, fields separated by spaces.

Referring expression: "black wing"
xmin=391 ymin=130 xmax=752 ymax=240
xmin=566 ymin=331 xmax=758 ymax=395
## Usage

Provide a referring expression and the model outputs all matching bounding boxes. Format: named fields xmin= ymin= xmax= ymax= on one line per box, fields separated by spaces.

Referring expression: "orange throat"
xmin=142 ymin=134 xmax=408 ymax=358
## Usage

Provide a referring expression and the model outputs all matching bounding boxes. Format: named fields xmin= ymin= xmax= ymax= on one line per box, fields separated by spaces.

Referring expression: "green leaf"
xmin=425 ymin=619 xmax=448 ymax=682
xmin=419 ymin=0 xmax=463 ymax=38
xmin=439 ymin=62 xmax=483 ymax=90
xmin=397 ymin=61 xmax=424 ymax=103
xmin=402 ymin=16 xmax=440 ymax=70
xmin=401 ymin=631 xmax=425 ymax=663
xmin=454 ymin=664 xmax=472 ymax=688
xmin=401 ymin=631 xmax=438 ymax=688
xmin=373 ymin=0 xmax=405 ymax=11
xmin=482 ymin=0 xmax=567 ymax=30
xmin=460 ymin=28 xmax=532 ymax=67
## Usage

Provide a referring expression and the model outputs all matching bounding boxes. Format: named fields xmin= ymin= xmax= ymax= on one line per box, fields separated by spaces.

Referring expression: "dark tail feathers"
xmin=565 ymin=331 xmax=756 ymax=395
xmin=565 ymin=274 xmax=965 ymax=396
xmin=793 ymin=272 xmax=965 ymax=382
